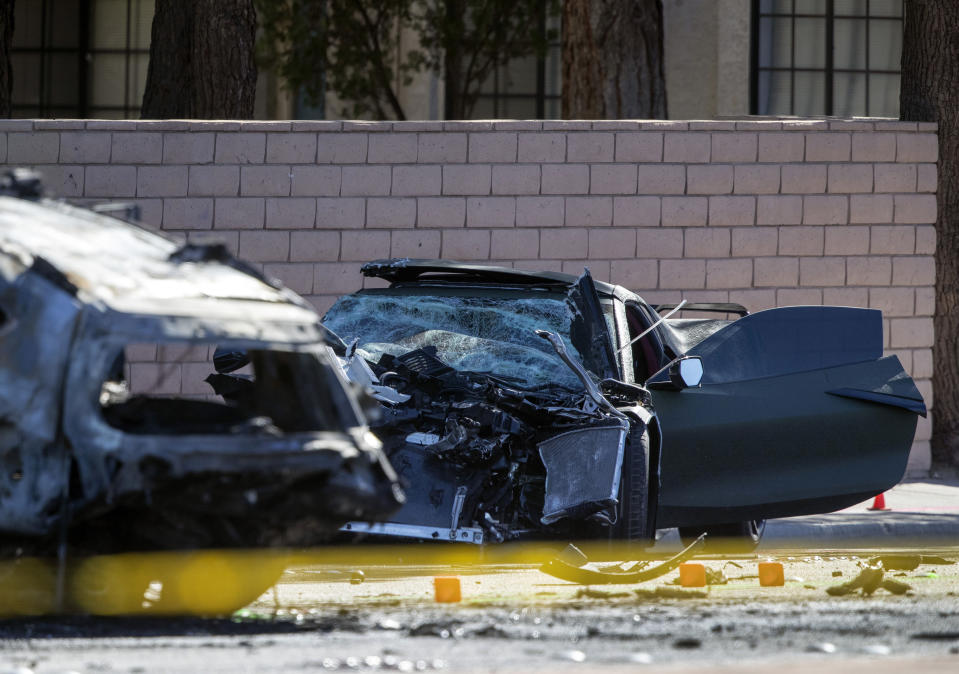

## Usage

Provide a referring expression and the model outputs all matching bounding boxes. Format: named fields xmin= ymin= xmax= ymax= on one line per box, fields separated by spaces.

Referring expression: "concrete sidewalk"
xmin=652 ymin=477 xmax=959 ymax=551
xmin=758 ymin=477 xmax=959 ymax=548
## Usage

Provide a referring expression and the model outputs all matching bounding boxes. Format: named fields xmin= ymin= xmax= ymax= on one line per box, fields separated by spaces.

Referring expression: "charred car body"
xmin=0 ymin=173 xmax=402 ymax=555
xmin=323 ymin=258 xmax=926 ymax=548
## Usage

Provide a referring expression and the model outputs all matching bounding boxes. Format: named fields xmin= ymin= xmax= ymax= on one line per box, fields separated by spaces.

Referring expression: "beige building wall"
xmin=2 ymin=117 xmax=937 ymax=475
xmin=257 ymin=0 xmax=755 ymax=122
xmin=664 ymin=0 xmax=751 ymax=119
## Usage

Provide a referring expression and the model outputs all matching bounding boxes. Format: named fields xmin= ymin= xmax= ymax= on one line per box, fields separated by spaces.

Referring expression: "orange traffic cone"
xmin=867 ymin=492 xmax=890 ymax=511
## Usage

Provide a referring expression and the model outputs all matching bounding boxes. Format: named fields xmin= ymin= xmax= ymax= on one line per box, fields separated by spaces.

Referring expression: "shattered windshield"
xmin=323 ymin=289 xmax=587 ymax=390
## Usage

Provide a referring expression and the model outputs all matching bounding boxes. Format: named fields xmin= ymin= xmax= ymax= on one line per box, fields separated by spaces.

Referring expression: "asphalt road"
xmin=1 ymin=546 xmax=958 ymax=673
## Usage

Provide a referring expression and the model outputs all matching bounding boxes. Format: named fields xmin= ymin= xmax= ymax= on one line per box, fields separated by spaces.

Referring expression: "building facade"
xmin=8 ymin=0 xmax=905 ymax=122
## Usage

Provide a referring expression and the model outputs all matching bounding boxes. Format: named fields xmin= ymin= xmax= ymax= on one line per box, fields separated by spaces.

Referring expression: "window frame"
xmin=10 ymin=0 xmax=152 ymax=119
xmin=749 ymin=0 xmax=904 ymax=117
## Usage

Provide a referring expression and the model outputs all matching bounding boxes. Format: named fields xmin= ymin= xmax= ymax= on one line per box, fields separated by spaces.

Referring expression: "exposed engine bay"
xmin=321 ymin=271 xmax=655 ymax=544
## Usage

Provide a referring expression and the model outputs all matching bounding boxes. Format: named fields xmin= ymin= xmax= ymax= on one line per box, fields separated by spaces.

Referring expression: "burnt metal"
xmin=0 ymin=170 xmax=44 ymax=199
xmin=0 ymin=187 xmax=402 ymax=555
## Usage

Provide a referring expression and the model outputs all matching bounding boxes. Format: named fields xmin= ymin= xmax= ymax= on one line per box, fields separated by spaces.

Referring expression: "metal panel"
xmin=538 ymin=420 xmax=628 ymax=525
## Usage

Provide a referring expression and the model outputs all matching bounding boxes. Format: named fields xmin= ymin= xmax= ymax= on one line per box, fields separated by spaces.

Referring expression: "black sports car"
xmin=323 ymin=258 xmax=926 ymax=549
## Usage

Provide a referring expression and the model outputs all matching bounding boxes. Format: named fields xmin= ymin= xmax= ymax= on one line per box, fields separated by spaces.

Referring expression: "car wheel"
xmin=678 ymin=518 xmax=766 ymax=553
xmin=614 ymin=424 xmax=653 ymax=545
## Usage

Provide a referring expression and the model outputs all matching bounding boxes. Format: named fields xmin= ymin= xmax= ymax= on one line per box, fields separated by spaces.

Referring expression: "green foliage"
xmin=255 ymin=0 xmax=559 ymax=120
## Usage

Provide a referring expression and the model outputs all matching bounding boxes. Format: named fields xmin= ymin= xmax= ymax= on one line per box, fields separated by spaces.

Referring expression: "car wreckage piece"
xmin=326 ymin=263 xmax=663 ymax=546
xmin=539 ymin=534 xmax=705 ymax=585
xmin=0 ymin=172 xmax=402 ymax=555
xmin=323 ymin=258 xmax=925 ymax=549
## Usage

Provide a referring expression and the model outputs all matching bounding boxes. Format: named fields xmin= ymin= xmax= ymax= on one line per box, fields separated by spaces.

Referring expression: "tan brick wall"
xmin=2 ymin=117 xmax=937 ymax=475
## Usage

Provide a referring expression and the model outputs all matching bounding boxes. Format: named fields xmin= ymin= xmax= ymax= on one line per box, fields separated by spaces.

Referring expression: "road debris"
xmin=556 ymin=544 xmax=589 ymax=568
xmin=825 ymin=564 xmax=913 ymax=597
xmin=559 ymin=650 xmax=586 ymax=662
xmin=574 ymin=588 xmax=632 ymax=599
xmin=807 ymin=642 xmax=838 ymax=654
xmin=880 ymin=577 xmax=912 ymax=595
xmin=910 ymin=632 xmax=959 ymax=640
xmin=867 ymin=555 xmax=955 ymax=571
xmin=636 ymin=586 xmax=709 ymax=600
xmin=539 ymin=535 xmax=705 ymax=584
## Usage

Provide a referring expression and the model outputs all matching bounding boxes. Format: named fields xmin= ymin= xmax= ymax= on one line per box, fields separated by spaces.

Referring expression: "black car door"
xmin=640 ymin=306 xmax=924 ymax=528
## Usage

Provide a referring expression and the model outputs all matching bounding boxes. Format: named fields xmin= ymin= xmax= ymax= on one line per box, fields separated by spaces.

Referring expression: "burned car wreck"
xmin=0 ymin=173 xmax=402 ymax=556
xmin=323 ymin=258 xmax=926 ymax=549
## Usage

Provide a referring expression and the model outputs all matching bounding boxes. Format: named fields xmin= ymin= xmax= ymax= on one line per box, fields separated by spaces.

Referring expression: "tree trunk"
xmin=900 ymin=0 xmax=959 ymax=467
xmin=562 ymin=0 xmax=666 ymax=119
xmin=142 ymin=0 xmax=193 ymax=118
xmin=193 ymin=0 xmax=257 ymax=118
xmin=0 ymin=0 xmax=14 ymax=118
xmin=142 ymin=0 xmax=256 ymax=119
xmin=443 ymin=0 xmax=465 ymax=120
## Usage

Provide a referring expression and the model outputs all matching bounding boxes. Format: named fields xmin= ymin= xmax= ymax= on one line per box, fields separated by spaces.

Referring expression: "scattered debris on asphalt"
xmin=910 ymin=631 xmax=959 ymax=641
xmin=807 ymin=642 xmax=838 ymax=654
xmin=825 ymin=564 xmax=913 ymax=596
xmin=574 ymin=588 xmax=632 ymax=599
xmin=539 ymin=535 xmax=705 ymax=584
xmin=559 ymin=650 xmax=586 ymax=662
xmin=556 ymin=544 xmax=589 ymax=568
xmin=703 ymin=565 xmax=728 ymax=586
xmin=879 ymin=577 xmax=912 ymax=595
xmin=868 ymin=555 xmax=956 ymax=571
xmin=636 ymin=586 xmax=709 ymax=600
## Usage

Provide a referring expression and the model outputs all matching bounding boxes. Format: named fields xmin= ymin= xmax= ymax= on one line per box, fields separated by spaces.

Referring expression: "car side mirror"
xmin=669 ymin=356 xmax=703 ymax=389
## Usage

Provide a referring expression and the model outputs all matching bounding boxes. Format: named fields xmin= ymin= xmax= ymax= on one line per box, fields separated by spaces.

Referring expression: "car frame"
xmin=0 ymin=171 xmax=402 ymax=556
xmin=323 ymin=258 xmax=925 ymax=549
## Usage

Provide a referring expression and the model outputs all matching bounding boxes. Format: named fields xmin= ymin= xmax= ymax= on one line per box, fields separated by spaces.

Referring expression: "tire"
xmin=678 ymin=518 xmax=766 ymax=553
xmin=614 ymin=424 xmax=652 ymax=545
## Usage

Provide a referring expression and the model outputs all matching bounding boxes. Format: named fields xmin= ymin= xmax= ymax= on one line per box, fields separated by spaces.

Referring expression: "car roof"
xmin=361 ymin=258 xmax=622 ymax=296
xmin=0 ymin=196 xmax=317 ymax=324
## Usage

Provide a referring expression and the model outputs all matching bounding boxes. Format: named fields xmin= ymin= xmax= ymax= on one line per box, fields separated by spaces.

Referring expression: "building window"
xmin=471 ymin=12 xmax=561 ymax=119
xmin=751 ymin=0 xmax=903 ymax=117
xmin=11 ymin=0 xmax=154 ymax=119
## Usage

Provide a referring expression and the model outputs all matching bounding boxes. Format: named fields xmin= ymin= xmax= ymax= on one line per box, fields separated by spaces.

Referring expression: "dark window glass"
xmin=471 ymin=11 xmax=560 ymax=119
xmin=751 ymin=0 xmax=903 ymax=117
xmin=11 ymin=0 xmax=154 ymax=119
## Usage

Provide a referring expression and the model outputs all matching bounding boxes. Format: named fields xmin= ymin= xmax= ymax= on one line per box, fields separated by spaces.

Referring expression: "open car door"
xmin=648 ymin=306 xmax=924 ymax=528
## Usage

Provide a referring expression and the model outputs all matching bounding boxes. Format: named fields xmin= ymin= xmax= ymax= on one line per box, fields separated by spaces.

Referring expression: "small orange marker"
xmin=434 ymin=576 xmax=462 ymax=602
xmin=758 ymin=562 xmax=785 ymax=586
xmin=679 ymin=563 xmax=706 ymax=587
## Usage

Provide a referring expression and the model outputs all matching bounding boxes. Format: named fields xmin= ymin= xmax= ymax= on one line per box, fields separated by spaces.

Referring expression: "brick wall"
xmin=1 ymin=118 xmax=937 ymax=474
